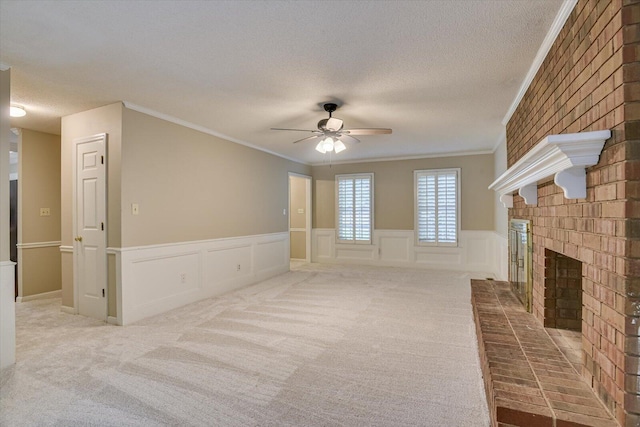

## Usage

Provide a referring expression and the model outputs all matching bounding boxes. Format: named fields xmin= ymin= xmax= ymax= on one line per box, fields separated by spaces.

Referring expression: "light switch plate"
xmin=132 ymin=203 xmax=139 ymax=215
xmin=297 ymin=208 xmax=304 ymax=214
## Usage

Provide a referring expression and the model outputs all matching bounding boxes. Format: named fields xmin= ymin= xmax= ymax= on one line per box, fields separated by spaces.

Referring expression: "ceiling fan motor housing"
xmin=317 ymin=118 xmax=343 ymax=132
xmin=319 ymin=103 xmax=343 ymax=131
xmin=323 ymin=103 xmax=338 ymax=114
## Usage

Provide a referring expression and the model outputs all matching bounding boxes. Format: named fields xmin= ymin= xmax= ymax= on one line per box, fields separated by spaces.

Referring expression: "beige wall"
xmin=19 ymin=130 xmax=61 ymax=243
xmin=18 ymin=129 xmax=61 ymax=297
xmin=61 ymin=103 xmax=123 ymax=308
xmin=311 ymin=154 xmax=494 ymax=231
xmin=20 ymin=248 xmax=62 ymax=297
xmin=289 ymin=176 xmax=307 ymax=229
xmin=120 ymin=108 xmax=310 ymax=246
xmin=290 ymin=231 xmax=306 ymax=260
xmin=493 ymin=139 xmax=508 ymax=238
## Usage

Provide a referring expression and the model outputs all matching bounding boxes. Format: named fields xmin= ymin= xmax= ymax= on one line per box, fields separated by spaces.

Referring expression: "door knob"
xmin=75 ymin=236 xmax=83 ymax=242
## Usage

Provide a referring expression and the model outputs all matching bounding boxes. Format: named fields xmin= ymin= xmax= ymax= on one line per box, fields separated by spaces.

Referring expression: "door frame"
xmin=72 ymin=133 xmax=108 ymax=320
xmin=288 ymin=172 xmax=312 ymax=262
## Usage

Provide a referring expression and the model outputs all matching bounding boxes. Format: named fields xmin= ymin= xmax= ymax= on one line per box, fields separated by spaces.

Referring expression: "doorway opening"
xmin=288 ymin=173 xmax=311 ymax=264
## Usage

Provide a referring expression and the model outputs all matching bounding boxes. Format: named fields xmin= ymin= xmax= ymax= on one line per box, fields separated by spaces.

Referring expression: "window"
xmin=415 ymin=169 xmax=459 ymax=246
xmin=336 ymin=173 xmax=373 ymax=244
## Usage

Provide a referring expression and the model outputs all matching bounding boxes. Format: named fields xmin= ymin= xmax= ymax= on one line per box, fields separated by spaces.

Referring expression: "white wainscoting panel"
xmin=205 ymin=244 xmax=252 ymax=285
xmin=492 ymin=233 xmax=508 ymax=281
xmin=315 ymin=230 xmax=334 ymax=260
xmin=116 ymin=232 xmax=289 ymax=325
xmin=0 ymin=261 xmax=16 ymax=369
xmin=312 ymin=229 xmax=508 ymax=279
xmin=414 ymin=246 xmax=462 ymax=266
xmin=379 ymin=231 xmax=412 ymax=263
xmin=335 ymin=246 xmax=376 ymax=261
xmin=254 ymin=236 xmax=288 ymax=275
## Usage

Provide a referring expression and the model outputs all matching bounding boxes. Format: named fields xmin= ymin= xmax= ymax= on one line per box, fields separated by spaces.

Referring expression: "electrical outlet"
xmin=180 ymin=273 xmax=186 ymax=284
xmin=237 ymin=264 xmax=241 ymax=271
xmin=40 ymin=207 xmax=51 ymax=216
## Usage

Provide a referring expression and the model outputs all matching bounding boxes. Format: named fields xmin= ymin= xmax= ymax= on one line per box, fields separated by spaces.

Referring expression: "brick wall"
xmin=506 ymin=1 xmax=640 ymax=425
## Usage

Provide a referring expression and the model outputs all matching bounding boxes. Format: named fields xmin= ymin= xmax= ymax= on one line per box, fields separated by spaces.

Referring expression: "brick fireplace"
xmin=499 ymin=1 xmax=639 ymax=425
xmin=543 ymin=250 xmax=583 ymax=331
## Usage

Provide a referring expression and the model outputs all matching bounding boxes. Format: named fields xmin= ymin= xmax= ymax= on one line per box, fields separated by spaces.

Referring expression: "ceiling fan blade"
xmin=343 ymin=128 xmax=392 ymax=135
xmin=292 ymin=135 xmax=323 ymax=144
xmin=325 ymin=117 xmax=344 ymax=132
xmin=271 ymin=128 xmax=320 ymax=133
xmin=339 ymin=134 xmax=360 ymax=144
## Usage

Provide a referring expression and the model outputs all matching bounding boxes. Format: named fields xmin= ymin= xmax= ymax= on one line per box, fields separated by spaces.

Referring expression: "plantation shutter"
xmin=337 ymin=174 xmax=373 ymax=244
xmin=416 ymin=170 xmax=458 ymax=245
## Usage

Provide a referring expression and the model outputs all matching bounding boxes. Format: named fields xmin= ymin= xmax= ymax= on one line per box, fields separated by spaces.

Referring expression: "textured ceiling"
xmin=0 ymin=0 xmax=564 ymax=164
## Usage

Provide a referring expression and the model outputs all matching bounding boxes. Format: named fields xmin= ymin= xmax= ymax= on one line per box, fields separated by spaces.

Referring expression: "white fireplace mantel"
xmin=489 ymin=130 xmax=611 ymax=208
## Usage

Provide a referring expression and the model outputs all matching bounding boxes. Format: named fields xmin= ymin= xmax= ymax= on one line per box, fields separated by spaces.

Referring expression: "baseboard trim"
xmin=107 ymin=316 xmax=118 ymax=325
xmin=16 ymin=289 xmax=62 ymax=303
xmin=60 ymin=305 xmax=75 ymax=314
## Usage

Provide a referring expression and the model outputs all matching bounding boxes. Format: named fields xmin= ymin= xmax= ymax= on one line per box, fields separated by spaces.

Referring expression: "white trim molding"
xmin=115 ymin=232 xmax=289 ymax=325
xmin=489 ymin=130 xmax=610 ymax=207
xmin=502 ymin=0 xmax=578 ymax=126
xmin=311 ymin=149 xmax=494 ymax=167
xmin=59 ymin=245 xmax=73 ymax=253
xmin=16 ymin=241 xmax=61 ymax=249
xmin=312 ymin=229 xmax=506 ymax=279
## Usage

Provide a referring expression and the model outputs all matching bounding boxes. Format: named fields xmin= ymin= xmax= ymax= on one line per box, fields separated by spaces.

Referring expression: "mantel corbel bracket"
xmin=554 ymin=167 xmax=587 ymax=199
xmin=518 ymin=184 xmax=538 ymax=206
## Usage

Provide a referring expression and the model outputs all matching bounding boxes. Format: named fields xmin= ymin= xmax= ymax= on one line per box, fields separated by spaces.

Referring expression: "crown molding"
xmin=310 ymin=149 xmax=494 ymax=167
xmin=122 ymin=101 xmax=309 ymax=166
xmin=502 ymin=0 xmax=578 ymax=126
xmin=489 ymin=130 xmax=610 ymax=208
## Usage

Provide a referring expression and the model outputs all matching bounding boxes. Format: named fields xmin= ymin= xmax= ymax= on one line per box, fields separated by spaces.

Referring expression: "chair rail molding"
xmin=489 ymin=130 xmax=610 ymax=207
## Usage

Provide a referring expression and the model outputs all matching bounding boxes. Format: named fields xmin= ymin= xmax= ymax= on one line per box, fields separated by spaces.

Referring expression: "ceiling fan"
xmin=271 ymin=103 xmax=392 ymax=154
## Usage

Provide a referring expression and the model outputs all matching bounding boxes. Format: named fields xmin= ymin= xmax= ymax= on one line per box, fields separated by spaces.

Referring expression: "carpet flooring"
xmin=0 ymin=263 xmax=490 ymax=426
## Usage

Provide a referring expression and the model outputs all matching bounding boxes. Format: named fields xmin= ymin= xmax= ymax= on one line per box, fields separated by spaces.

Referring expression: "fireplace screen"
xmin=509 ymin=219 xmax=532 ymax=312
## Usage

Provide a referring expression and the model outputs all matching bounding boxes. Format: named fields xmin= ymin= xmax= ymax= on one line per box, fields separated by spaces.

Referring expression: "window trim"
xmin=335 ymin=173 xmax=374 ymax=245
xmin=414 ymin=168 xmax=460 ymax=247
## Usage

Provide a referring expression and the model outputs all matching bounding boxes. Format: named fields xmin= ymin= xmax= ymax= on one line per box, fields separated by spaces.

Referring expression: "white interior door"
xmin=75 ymin=134 xmax=107 ymax=320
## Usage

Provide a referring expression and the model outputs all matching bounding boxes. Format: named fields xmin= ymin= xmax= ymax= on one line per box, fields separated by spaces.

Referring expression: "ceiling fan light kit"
xmin=315 ymin=136 xmax=346 ymax=154
xmin=271 ymin=103 xmax=391 ymax=155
